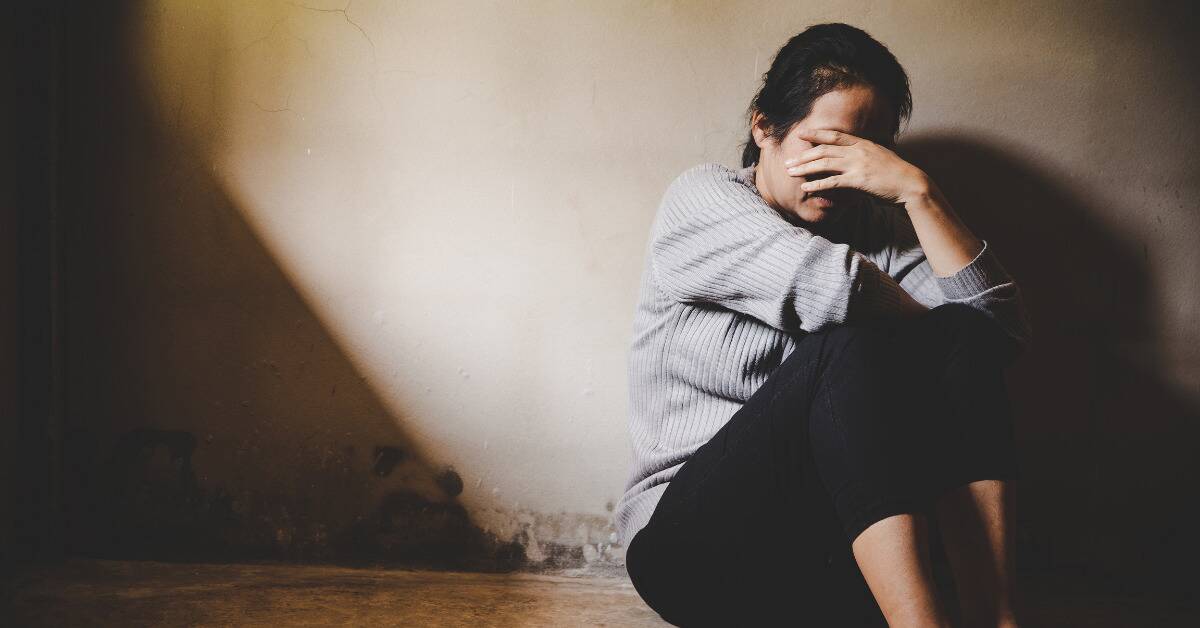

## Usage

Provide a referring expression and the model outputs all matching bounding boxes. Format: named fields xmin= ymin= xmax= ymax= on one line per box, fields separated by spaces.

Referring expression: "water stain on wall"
xmin=63 ymin=426 xmax=618 ymax=573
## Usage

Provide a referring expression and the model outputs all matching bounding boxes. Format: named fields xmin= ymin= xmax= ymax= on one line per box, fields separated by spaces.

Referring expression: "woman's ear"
xmin=750 ymin=110 xmax=770 ymax=148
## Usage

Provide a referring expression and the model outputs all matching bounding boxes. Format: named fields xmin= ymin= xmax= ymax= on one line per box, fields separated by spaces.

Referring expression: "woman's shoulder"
xmin=658 ymin=162 xmax=761 ymax=217
xmin=668 ymin=162 xmax=756 ymax=193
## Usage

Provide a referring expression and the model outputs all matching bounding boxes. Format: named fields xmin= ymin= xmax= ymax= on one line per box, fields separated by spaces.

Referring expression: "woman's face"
xmin=751 ymin=84 xmax=893 ymax=224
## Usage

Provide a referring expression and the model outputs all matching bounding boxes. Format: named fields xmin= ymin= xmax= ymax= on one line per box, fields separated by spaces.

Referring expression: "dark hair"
xmin=740 ymin=23 xmax=912 ymax=168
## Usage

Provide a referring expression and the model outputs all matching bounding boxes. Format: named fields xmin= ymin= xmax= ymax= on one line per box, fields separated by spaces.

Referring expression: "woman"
xmin=616 ymin=23 xmax=1030 ymax=627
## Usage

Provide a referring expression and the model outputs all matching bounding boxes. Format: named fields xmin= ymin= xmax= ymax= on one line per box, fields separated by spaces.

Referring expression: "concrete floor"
xmin=5 ymin=559 xmax=1199 ymax=627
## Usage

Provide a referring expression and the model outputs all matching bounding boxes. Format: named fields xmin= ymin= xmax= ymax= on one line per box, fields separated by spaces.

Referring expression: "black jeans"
xmin=624 ymin=303 xmax=1021 ymax=627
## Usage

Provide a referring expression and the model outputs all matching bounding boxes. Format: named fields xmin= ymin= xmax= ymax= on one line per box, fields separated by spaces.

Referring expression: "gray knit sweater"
xmin=614 ymin=162 xmax=1030 ymax=548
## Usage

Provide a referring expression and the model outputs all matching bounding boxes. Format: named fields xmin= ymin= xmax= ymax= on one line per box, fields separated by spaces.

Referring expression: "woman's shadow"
xmin=899 ymin=134 xmax=1200 ymax=600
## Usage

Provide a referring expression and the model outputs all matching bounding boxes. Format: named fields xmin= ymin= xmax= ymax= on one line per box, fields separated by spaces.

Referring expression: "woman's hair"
xmin=740 ymin=23 xmax=912 ymax=168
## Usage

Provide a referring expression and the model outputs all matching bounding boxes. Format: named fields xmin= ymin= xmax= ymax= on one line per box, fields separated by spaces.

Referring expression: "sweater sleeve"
xmin=649 ymin=163 xmax=917 ymax=334
xmin=885 ymin=209 xmax=1033 ymax=356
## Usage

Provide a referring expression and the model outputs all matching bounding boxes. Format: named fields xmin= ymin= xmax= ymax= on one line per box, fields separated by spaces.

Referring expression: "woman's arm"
xmin=650 ymin=163 xmax=925 ymax=334
xmin=787 ymin=129 xmax=1032 ymax=353
xmin=899 ymin=179 xmax=984 ymax=277
xmin=787 ymin=128 xmax=982 ymax=276
xmin=888 ymin=215 xmax=1032 ymax=357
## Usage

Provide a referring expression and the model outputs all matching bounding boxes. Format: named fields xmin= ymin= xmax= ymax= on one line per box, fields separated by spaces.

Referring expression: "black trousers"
xmin=624 ymin=303 xmax=1022 ymax=627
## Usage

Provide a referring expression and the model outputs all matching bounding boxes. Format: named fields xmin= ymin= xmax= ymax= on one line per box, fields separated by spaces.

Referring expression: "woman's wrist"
xmin=899 ymin=169 xmax=941 ymax=212
xmin=899 ymin=176 xmax=986 ymax=277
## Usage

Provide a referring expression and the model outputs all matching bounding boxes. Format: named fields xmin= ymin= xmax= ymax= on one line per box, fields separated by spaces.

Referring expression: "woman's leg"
xmin=623 ymin=323 xmax=889 ymax=626
xmin=804 ymin=321 xmax=956 ymax=627
xmin=935 ymin=480 xmax=1019 ymax=628
xmin=624 ymin=318 xmax=955 ymax=626
xmin=901 ymin=303 xmax=1024 ymax=627
xmin=851 ymin=512 xmax=950 ymax=627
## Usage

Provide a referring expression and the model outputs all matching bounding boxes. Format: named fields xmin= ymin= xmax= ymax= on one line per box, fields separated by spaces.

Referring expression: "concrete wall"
xmin=6 ymin=3 xmax=66 ymax=564
xmin=1 ymin=9 xmax=18 ymax=563
xmin=58 ymin=0 xmax=1198 ymax=586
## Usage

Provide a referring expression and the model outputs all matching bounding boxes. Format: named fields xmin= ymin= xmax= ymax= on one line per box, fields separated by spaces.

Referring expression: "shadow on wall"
xmin=900 ymin=135 xmax=1200 ymax=597
xmin=55 ymin=2 xmax=576 ymax=571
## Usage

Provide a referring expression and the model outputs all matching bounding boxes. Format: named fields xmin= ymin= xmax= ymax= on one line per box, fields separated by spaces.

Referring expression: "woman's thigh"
xmin=625 ymin=304 xmax=1020 ymax=625
xmin=806 ymin=303 xmax=1021 ymax=517
xmin=625 ymin=322 xmax=908 ymax=626
xmin=892 ymin=303 xmax=1023 ymax=496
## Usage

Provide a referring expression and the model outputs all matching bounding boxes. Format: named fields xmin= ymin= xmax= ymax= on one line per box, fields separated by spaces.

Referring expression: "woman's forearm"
xmin=901 ymin=175 xmax=984 ymax=278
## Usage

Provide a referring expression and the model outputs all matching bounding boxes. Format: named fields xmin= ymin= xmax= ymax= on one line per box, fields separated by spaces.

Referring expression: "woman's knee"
xmin=812 ymin=323 xmax=913 ymax=402
xmin=818 ymin=324 xmax=899 ymax=374
xmin=922 ymin=303 xmax=1013 ymax=367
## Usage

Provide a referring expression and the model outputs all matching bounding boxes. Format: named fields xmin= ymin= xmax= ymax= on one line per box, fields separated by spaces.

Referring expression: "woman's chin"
xmin=793 ymin=198 xmax=837 ymax=223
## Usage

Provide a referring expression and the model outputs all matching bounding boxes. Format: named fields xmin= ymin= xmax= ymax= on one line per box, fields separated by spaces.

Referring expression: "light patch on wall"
xmin=130 ymin=0 xmax=633 ymax=554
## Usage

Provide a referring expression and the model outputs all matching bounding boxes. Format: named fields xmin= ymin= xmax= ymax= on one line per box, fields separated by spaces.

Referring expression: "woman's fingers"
xmin=784 ymin=144 xmax=847 ymax=168
xmin=794 ymin=128 xmax=858 ymax=146
xmin=799 ymin=175 xmax=847 ymax=191
xmin=785 ymin=157 xmax=844 ymax=177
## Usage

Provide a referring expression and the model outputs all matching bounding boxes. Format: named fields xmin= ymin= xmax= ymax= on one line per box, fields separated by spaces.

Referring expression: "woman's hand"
xmin=786 ymin=128 xmax=989 ymax=279
xmin=783 ymin=128 xmax=931 ymax=207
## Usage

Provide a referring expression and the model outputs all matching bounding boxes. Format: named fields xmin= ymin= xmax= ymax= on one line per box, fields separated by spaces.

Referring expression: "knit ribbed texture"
xmin=614 ymin=162 xmax=1031 ymax=548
